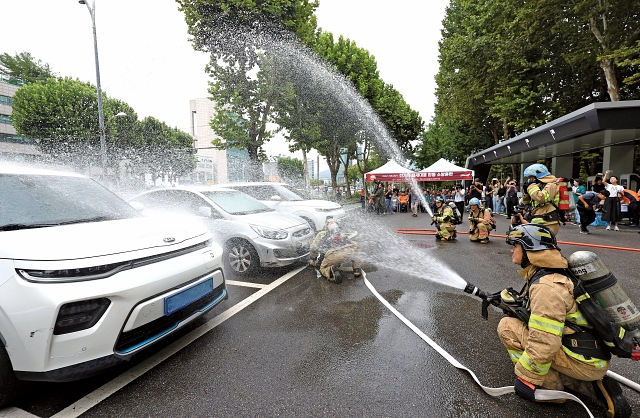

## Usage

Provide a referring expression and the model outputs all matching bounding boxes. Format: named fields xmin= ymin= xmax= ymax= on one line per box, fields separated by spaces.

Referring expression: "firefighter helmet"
xmin=505 ymin=224 xmax=558 ymax=251
xmin=524 ymin=163 xmax=550 ymax=179
xmin=469 ymin=197 xmax=481 ymax=207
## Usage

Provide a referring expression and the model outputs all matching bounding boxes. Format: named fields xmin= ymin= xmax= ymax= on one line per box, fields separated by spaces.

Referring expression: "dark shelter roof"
xmin=466 ymin=100 xmax=640 ymax=181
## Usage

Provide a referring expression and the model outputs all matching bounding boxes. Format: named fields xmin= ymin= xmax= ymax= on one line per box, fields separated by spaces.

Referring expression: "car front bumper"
xmin=1 ymin=245 xmax=226 ymax=381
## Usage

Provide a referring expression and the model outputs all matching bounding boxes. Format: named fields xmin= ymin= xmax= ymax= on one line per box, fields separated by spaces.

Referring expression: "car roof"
xmin=0 ymin=164 xmax=85 ymax=177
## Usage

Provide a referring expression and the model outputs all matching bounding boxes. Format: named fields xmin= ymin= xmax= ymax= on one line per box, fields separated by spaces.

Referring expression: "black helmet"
xmin=505 ymin=224 xmax=558 ymax=251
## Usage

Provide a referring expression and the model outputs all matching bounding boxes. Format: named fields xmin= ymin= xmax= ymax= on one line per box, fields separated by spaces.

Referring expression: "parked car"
xmin=219 ymin=182 xmax=346 ymax=232
xmin=129 ymin=187 xmax=313 ymax=276
xmin=0 ymin=166 xmax=226 ymax=407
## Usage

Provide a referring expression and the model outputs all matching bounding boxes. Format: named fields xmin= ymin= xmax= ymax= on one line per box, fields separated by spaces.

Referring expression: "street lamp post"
xmin=78 ymin=0 xmax=107 ymax=177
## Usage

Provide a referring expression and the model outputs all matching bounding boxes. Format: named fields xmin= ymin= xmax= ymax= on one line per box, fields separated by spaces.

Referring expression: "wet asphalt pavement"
xmin=6 ymin=205 xmax=640 ymax=418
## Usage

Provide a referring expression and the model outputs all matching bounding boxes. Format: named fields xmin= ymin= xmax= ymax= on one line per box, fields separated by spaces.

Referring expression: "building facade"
xmin=189 ymin=98 xmax=251 ymax=184
xmin=0 ymin=75 xmax=41 ymax=162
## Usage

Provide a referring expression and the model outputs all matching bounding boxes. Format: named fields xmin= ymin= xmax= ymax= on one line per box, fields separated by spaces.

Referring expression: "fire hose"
xmin=395 ymin=228 xmax=640 ymax=253
xmin=364 ymin=272 xmax=598 ymax=417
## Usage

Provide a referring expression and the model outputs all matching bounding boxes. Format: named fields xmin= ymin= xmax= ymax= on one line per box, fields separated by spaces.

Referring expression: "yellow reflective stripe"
xmin=566 ymin=311 xmax=589 ymax=326
xmin=529 ymin=314 xmax=564 ymax=337
xmin=531 ymin=218 xmax=545 ymax=224
xmin=561 ymin=346 xmax=608 ymax=369
xmin=519 ymin=351 xmax=551 ymax=375
xmin=619 ymin=327 xmax=626 ymax=339
xmin=576 ymin=293 xmax=590 ymax=303
xmin=508 ymin=349 xmax=523 ymax=363
xmin=528 ymin=184 xmax=541 ymax=194
xmin=604 ymin=341 xmax=615 ymax=347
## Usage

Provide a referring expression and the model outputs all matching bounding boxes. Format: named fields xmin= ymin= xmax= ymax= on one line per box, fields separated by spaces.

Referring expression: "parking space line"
xmin=225 ymin=280 xmax=267 ymax=289
xmin=0 ymin=407 xmax=39 ymax=418
xmin=50 ymin=265 xmax=306 ymax=418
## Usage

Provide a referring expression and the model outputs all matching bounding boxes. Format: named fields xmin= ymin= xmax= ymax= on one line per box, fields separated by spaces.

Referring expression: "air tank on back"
xmin=568 ymin=251 xmax=640 ymax=340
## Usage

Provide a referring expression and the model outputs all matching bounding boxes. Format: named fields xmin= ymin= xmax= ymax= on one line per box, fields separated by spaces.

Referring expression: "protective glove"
xmin=514 ymin=377 xmax=537 ymax=402
xmin=443 ymin=216 xmax=451 ymax=223
xmin=309 ymin=259 xmax=317 ymax=267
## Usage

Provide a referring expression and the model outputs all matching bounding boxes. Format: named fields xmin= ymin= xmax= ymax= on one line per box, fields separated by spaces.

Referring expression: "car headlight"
xmin=250 ymin=225 xmax=288 ymax=240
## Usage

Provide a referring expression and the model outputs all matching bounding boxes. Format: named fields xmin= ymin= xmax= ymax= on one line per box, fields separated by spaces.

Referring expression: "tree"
xmin=276 ymin=156 xmax=304 ymax=185
xmin=177 ymin=0 xmax=319 ymax=180
xmin=0 ymin=51 xmax=56 ymax=83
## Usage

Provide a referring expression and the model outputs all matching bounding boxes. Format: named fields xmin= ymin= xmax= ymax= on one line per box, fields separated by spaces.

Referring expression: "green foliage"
xmin=0 ymin=51 xmax=56 ymax=83
xmin=276 ymin=155 xmax=304 ymax=183
xmin=427 ymin=0 xmax=640 ymax=171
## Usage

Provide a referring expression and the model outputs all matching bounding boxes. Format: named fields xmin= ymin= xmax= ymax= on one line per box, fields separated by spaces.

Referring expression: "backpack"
xmin=448 ymin=202 xmax=463 ymax=225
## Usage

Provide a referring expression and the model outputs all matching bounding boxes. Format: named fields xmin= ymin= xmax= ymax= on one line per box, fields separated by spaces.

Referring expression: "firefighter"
xmin=309 ymin=219 xmax=362 ymax=283
xmin=500 ymin=224 xmax=631 ymax=418
xmin=521 ymin=163 xmax=561 ymax=235
xmin=432 ymin=197 xmax=457 ymax=241
xmin=468 ymin=197 xmax=493 ymax=243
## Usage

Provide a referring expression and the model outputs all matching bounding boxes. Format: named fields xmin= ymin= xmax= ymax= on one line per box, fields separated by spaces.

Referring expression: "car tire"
xmin=301 ymin=217 xmax=317 ymax=234
xmin=225 ymin=239 xmax=259 ymax=276
xmin=0 ymin=345 xmax=21 ymax=408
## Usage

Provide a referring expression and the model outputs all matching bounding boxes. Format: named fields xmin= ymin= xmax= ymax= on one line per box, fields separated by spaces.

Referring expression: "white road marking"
xmin=225 ymin=279 xmax=267 ymax=289
xmin=0 ymin=407 xmax=39 ymax=418
xmin=50 ymin=265 xmax=306 ymax=418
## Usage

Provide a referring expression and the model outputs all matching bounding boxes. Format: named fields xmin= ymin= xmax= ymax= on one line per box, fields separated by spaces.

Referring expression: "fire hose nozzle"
xmin=464 ymin=282 xmax=490 ymax=300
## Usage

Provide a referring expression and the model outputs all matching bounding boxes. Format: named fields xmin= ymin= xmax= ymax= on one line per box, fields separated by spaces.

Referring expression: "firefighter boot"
xmin=330 ymin=266 xmax=342 ymax=284
xmin=593 ymin=376 xmax=632 ymax=418
xmin=353 ymin=268 xmax=362 ymax=277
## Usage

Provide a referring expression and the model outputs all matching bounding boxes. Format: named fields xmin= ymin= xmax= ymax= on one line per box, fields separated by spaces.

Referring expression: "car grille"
xmin=293 ymin=228 xmax=311 ymax=238
xmin=114 ymin=284 xmax=225 ymax=354
xmin=274 ymin=245 xmax=309 ymax=258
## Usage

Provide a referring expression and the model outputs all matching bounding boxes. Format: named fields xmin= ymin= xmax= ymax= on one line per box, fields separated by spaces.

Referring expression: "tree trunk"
xmin=344 ymin=159 xmax=352 ymax=199
xmin=302 ymin=148 xmax=309 ymax=193
xmin=599 ymin=58 xmax=620 ymax=102
xmin=502 ymin=119 xmax=510 ymax=141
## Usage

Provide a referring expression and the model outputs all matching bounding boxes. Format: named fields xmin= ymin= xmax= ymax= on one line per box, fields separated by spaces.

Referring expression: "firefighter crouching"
xmin=432 ymin=197 xmax=457 ymax=241
xmin=309 ymin=219 xmax=362 ymax=283
xmin=468 ymin=197 xmax=492 ymax=243
xmin=499 ymin=224 xmax=631 ymax=418
xmin=522 ymin=163 xmax=561 ymax=235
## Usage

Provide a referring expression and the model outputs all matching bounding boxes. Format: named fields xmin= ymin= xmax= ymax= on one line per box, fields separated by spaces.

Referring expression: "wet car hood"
xmin=301 ymin=199 xmax=342 ymax=210
xmin=233 ymin=211 xmax=307 ymax=230
xmin=0 ymin=217 xmax=209 ymax=261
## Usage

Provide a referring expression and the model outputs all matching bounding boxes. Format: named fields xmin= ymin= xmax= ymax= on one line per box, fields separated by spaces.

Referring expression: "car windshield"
xmin=278 ymin=185 xmax=305 ymax=201
xmin=0 ymin=173 xmax=140 ymax=231
xmin=201 ymin=190 xmax=274 ymax=215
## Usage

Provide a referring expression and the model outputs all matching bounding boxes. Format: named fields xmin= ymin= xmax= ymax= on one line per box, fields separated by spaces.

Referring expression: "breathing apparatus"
xmin=463 ymin=224 xmax=640 ymax=360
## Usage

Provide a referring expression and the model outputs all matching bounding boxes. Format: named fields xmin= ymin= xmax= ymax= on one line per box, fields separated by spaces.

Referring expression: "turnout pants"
xmin=437 ymin=222 xmax=455 ymax=239
xmin=320 ymin=243 xmax=363 ymax=281
xmin=469 ymin=222 xmax=490 ymax=241
xmin=498 ymin=317 xmax=607 ymax=396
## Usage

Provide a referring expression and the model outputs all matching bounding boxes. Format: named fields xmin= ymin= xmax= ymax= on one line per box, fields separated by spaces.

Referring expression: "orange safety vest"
xmin=556 ymin=178 xmax=570 ymax=211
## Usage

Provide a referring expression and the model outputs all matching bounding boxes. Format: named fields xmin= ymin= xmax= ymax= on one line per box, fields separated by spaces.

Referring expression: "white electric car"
xmin=220 ymin=182 xmax=346 ymax=232
xmin=0 ymin=166 xmax=226 ymax=407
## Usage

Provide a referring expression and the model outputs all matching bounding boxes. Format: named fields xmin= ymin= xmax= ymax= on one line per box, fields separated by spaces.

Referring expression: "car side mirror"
xmin=198 ymin=206 xmax=212 ymax=217
xmin=270 ymin=195 xmax=282 ymax=201
xmin=129 ymin=201 xmax=145 ymax=211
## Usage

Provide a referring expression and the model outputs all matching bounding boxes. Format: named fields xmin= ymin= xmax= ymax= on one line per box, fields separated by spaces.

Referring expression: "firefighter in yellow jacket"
xmin=499 ymin=224 xmax=631 ymax=418
xmin=432 ymin=197 xmax=456 ymax=241
xmin=468 ymin=197 xmax=493 ymax=243
xmin=521 ymin=163 xmax=561 ymax=235
xmin=309 ymin=219 xmax=362 ymax=283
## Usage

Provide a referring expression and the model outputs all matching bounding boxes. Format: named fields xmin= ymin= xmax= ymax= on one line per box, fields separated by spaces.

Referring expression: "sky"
xmin=1 ymin=0 xmax=449 ymax=166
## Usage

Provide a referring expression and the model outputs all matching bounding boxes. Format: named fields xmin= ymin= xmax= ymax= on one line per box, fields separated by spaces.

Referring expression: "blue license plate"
xmin=164 ymin=277 xmax=214 ymax=316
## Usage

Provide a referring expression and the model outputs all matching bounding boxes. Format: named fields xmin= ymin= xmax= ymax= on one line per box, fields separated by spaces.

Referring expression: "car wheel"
xmin=225 ymin=239 xmax=259 ymax=276
xmin=301 ymin=217 xmax=317 ymax=233
xmin=0 ymin=345 xmax=21 ymax=408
